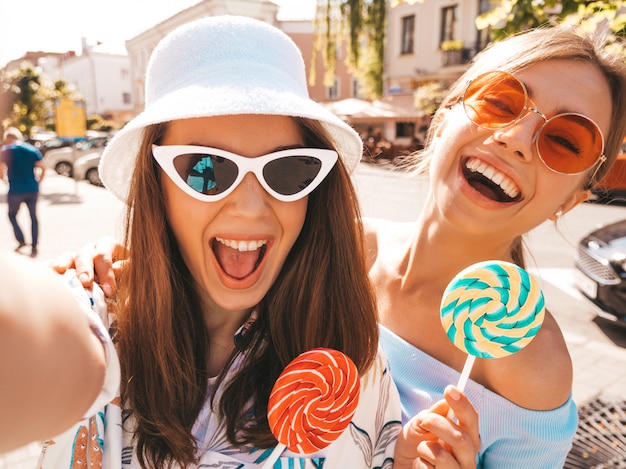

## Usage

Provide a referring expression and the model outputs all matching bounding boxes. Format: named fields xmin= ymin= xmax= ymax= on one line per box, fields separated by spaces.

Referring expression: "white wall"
xmin=59 ymin=52 xmax=132 ymax=116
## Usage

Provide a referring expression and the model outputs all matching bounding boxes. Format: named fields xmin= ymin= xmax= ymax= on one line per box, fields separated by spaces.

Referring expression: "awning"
xmin=322 ymin=95 xmax=424 ymax=123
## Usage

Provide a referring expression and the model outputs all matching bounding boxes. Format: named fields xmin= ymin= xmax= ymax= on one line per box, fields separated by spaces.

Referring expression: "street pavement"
xmin=0 ymin=170 xmax=125 ymax=262
xmin=2 ymin=165 xmax=626 ymax=467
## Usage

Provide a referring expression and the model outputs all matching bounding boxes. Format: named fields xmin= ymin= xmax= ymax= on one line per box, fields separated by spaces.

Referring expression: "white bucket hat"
xmin=99 ymin=15 xmax=363 ymax=202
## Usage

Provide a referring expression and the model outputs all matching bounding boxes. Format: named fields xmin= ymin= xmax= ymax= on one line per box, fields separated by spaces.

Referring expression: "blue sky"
xmin=0 ymin=0 xmax=316 ymax=67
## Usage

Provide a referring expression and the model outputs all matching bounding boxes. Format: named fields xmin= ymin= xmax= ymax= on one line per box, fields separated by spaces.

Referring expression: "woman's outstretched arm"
xmin=0 ymin=252 xmax=106 ymax=452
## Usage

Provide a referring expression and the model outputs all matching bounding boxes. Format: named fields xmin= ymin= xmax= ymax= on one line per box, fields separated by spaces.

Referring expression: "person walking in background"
xmin=0 ymin=127 xmax=46 ymax=257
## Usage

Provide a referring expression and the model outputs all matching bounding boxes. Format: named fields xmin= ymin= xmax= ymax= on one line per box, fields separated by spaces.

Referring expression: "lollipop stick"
xmin=261 ymin=443 xmax=285 ymax=469
xmin=456 ymin=354 xmax=475 ymax=393
xmin=447 ymin=354 xmax=476 ymax=421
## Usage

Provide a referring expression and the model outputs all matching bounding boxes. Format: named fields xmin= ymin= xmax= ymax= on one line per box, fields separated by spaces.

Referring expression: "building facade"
xmin=1 ymin=44 xmax=134 ymax=128
xmin=385 ymin=0 xmax=491 ymax=95
xmin=58 ymin=42 xmax=134 ymax=121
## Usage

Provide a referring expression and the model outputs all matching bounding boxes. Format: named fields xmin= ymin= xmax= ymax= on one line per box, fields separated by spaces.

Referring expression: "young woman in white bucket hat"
xmin=34 ymin=15 xmax=479 ymax=469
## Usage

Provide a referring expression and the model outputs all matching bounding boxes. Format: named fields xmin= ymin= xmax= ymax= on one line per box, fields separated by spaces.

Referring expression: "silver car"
xmin=73 ymin=151 xmax=103 ymax=186
xmin=42 ymin=137 xmax=108 ymax=177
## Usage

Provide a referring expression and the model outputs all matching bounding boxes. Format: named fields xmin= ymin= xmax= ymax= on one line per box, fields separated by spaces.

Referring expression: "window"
xmin=122 ymin=92 xmax=131 ymax=105
xmin=476 ymin=0 xmax=491 ymax=51
xmin=396 ymin=122 xmax=415 ymax=138
xmin=401 ymin=15 xmax=415 ymax=55
xmin=351 ymin=78 xmax=363 ymax=98
xmin=440 ymin=5 xmax=458 ymax=45
xmin=326 ymin=77 xmax=341 ymax=100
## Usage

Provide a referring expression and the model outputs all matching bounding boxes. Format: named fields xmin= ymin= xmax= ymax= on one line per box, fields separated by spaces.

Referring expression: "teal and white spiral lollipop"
xmin=440 ymin=260 xmax=545 ymax=392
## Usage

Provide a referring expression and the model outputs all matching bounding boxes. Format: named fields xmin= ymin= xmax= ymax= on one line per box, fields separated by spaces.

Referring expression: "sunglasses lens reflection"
xmin=174 ymin=153 xmax=237 ymax=196
xmin=173 ymin=152 xmax=323 ymax=197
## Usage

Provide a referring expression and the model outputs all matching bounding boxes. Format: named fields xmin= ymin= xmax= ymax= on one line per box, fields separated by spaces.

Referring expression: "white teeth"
xmin=465 ymin=157 xmax=520 ymax=199
xmin=215 ymin=237 xmax=267 ymax=252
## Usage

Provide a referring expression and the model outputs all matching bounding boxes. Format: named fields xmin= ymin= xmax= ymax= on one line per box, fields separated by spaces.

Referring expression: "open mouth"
xmin=462 ymin=157 xmax=522 ymax=203
xmin=212 ymin=237 xmax=268 ymax=280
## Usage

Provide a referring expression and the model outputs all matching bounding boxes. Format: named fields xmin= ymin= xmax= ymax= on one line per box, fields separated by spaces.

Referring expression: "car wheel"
xmin=55 ymin=161 xmax=73 ymax=178
xmin=86 ymin=168 xmax=103 ymax=186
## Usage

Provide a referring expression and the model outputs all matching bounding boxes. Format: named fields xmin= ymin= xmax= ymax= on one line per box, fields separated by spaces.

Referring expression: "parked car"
xmin=73 ymin=152 xmax=103 ymax=186
xmin=574 ymin=218 xmax=626 ymax=327
xmin=43 ymin=136 xmax=109 ymax=177
xmin=37 ymin=138 xmax=74 ymax=156
xmin=592 ymin=139 xmax=626 ymax=202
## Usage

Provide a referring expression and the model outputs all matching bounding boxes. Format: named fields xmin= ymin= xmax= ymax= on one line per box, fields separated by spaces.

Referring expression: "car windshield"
xmin=42 ymin=139 xmax=67 ymax=148
xmin=77 ymin=140 xmax=95 ymax=150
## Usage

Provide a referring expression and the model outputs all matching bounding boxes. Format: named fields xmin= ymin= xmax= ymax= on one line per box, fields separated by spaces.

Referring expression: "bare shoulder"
xmin=479 ymin=311 xmax=573 ymax=411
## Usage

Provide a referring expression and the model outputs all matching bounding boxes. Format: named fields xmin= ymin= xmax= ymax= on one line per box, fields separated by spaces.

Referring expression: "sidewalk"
xmin=567 ymin=328 xmax=626 ymax=403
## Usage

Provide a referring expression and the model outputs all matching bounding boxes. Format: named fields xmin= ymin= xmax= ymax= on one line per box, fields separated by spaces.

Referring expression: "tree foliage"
xmin=0 ymin=63 xmax=84 ymax=138
xmin=0 ymin=63 xmax=47 ymax=138
xmin=313 ymin=0 xmax=386 ymax=99
xmin=413 ymin=81 xmax=446 ymax=116
xmin=476 ymin=0 xmax=626 ymax=50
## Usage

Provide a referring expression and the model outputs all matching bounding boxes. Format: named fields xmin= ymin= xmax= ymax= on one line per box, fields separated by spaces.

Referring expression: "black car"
xmin=574 ymin=219 xmax=626 ymax=327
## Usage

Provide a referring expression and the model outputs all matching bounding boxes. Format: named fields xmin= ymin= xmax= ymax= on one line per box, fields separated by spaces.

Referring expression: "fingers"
xmin=402 ymin=387 xmax=478 ymax=469
xmin=89 ymin=236 xmax=125 ymax=297
xmin=45 ymin=238 xmax=120 ymax=297
xmin=47 ymin=251 xmax=80 ymax=274
xmin=443 ymin=385 xmax=481 ymax=460
xmin=74 ymin=242 xmax=97 ymax=288
xmin=394 ymin=412 xmax=438 ymax=467
xmin=64 ymin=236 xmax=124 ymax=297
xmin=415 ymin=440 xmax=459 ymax=468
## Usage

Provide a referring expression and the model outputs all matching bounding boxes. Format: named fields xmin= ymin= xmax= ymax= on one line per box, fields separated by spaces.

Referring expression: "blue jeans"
xmin=7 ymin=192 xmax=39 ymax=248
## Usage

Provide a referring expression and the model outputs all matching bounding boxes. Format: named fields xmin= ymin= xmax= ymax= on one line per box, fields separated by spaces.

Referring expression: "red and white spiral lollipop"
xmin=261 ymin=348 xmax=360 ymax=467
xmin=440 ymin=260 xmax=545 ymax=391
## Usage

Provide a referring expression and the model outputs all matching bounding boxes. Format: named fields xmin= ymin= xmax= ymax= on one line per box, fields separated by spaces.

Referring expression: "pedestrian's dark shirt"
xmin=0 ymin=142 xmax=43 ymax=194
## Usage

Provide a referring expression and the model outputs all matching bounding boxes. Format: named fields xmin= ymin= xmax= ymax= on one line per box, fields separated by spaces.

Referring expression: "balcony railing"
xmin=441 ymin=47 xmax=475 ymax=67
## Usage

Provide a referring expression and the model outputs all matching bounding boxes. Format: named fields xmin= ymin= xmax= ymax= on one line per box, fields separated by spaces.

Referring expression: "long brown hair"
xmin=114 ymin=117 xmax=378 ymax=468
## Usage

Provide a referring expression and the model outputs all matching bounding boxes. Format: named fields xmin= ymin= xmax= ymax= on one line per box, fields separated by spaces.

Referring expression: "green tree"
xmin=313 ymin=0 xmax=386 ymax=99
xmin=0 ymin=62 xmax=48 ymax=138
xmin=1 ymin=63 xmax=85 ymax=138
xmin=477 ymin=0 xmax=626 ymax=47
xmin=413 ymin=81 xmax=446 ymax=116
